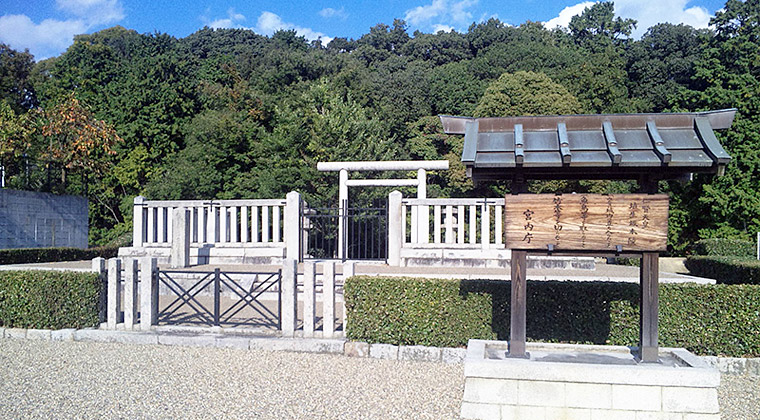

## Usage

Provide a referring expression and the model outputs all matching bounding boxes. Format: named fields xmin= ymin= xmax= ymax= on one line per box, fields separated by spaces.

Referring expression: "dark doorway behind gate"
xmin=302 ymin=199 xmax=387 ymax=261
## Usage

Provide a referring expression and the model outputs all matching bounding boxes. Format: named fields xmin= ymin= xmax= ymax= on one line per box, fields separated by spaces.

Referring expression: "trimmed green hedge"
xmin=685 ymin=256 xmax=760 ymax=285
xmin=344 ymin=276 xmax=760 ymax=357
xmin=692 ymin=238 xmax=756 ymax=258
xmin=0 ymin=246 xmax=118 ymax=265
xmin=0 ymin=270 xmax=102 ymax=329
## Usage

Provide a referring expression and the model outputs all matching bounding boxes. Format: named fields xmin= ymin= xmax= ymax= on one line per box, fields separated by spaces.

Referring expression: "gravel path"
xmin=0 ymin=339 xmax=463 ymax=419
xmin=1 ymin=339 xmax=758 ymax=419
xmin=718 ymin=375 xmax=760 ymax=420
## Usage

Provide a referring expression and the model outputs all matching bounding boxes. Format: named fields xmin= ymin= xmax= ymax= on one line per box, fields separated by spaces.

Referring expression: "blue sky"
xmin=1 ymin=0 xmax=728 ymax=60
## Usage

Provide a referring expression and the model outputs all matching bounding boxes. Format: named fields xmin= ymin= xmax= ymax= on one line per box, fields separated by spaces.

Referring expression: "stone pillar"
xmin=388 ymin=191 xmax=403 ymax=266
xmin=417 ymin=168 xmax=429 ymax=243
xmin=323 ymin=261 xmax=336 ymax=338
xmin=303 ymin=261 xmax=316 ymax=338
xmin=124 ymin=258 xmax=139 ymax=330
xmin=342 ymin=261 xmax=355 ymax=333
xmin=107 ymin=258 xmax=122 ymax=329
xmin=92 ymin=257 xmax=107 ymax=323
xmin=171 ymin=208 xmax=190 ymax=268
xmin=140 ymin=257 xmax=158 ymax=331
xmin=133 ymin=196 xmax=145 ymax=247
xmin=281 ymin=258 xmax=298 ymax=337
xmin=285 ymin=191 xmax=301 ymax=261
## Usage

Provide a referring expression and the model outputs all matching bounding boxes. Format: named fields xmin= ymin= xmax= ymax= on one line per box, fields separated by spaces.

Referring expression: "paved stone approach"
xmin=462 ymin=340 xmax=722 ymax=420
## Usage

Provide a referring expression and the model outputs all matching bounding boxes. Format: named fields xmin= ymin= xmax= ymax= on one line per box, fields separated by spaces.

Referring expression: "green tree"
xmin=473 ymin=70 xmax=583 ymax=117
xmin=0 ymin=44 xmax=36 ymax=112
xmin=568 ymin=2 xmax=636 ymax=51
xmin=626 ymin=23 xmax=708 ymax=112
xmin=673 ymin=0 xmax=760 ymax=244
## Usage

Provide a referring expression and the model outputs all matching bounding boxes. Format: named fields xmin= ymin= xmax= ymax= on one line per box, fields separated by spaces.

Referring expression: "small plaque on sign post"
xmin=504 ymin=194 xmax=669 ymax=251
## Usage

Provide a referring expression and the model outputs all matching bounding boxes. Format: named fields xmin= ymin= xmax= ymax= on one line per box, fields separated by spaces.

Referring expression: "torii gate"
xmin=316 ymin=160 xmax=450 ymax=259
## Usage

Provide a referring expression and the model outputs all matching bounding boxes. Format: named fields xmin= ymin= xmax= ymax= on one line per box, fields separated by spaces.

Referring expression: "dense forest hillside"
xmin=0 ymin=1 xmax=759 ymax=254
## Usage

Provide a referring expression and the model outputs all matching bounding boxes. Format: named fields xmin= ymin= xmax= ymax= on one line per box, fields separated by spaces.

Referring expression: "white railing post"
xmin=262 ymin=205 xmax=270 ymax=243
xmin=388 ymin=191 xmax=403 ymax=266
xmin=171 ymin=208 xmax=190 ymax=268
xmin=133 ymin=196 xmax=145 ymax=246
xmin=323 ymin=261 xmax=336 ymax=338
xmin=457 ymin=205 xmax=465 ymax=244
xmin=157 ymin=207 xmax=165 ymax=243
xmin=124 ymin=258 xmax=138 ymax=330
xmin=140 ymin=257 xmax=158 ymax=331
xmin=481 ymin=201 xmax=490 ymax=249
xmin=107 ymin=258 xmax=121 ymax=329
xmin=281 ymin=258 xmax=298 ymax=337
xmin=285 ymin=191 xmax=301 ymax=261
xmin=445 ymin=205 xmax=454 ymax=243
xmin=434 ymin=205 xmax=442 ymax=243
xmin=303 ymin=261 xmax=316 ymax=338
xmin=469 ymin=205 xmax=477 ymax=244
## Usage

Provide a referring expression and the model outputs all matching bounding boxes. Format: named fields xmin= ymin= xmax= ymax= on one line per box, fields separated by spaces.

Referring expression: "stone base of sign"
xmin=462 ymin=340 xmax=720 ymax=420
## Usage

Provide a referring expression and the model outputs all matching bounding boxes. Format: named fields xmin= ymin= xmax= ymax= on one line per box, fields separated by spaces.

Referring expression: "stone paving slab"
xmin=1 ymin=327 xmax=758 ymax=375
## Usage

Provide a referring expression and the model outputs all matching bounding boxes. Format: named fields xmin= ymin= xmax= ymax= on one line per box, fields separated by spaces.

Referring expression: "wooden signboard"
xmin=504 ymin=194 xmax=669 ymax=251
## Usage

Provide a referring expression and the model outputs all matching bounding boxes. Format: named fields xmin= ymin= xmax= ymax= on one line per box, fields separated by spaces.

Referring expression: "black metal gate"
xmin=302 ymin=199 xmax=387 ymax=261
xmin=156 ymin=268 xmax=281 ymax=328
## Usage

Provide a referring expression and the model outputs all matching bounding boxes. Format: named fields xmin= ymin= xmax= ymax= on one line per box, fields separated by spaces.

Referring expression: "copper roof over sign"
xmin=440 ymin=109 xmax=735 ymax=182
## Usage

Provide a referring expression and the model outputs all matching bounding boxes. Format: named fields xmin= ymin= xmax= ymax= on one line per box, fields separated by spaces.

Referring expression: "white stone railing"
xmin=401 ymin=197 xmax=505 ymax=248
xmin=133 ymin=197 xmax=288 ymax=247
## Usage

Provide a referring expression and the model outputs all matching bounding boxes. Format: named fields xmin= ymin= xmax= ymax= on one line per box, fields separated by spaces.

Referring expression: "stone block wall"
xmin=0 ymin=189 xmax=88 ymax=249
xmin=462 ymin=340 xmax=721 ymax=420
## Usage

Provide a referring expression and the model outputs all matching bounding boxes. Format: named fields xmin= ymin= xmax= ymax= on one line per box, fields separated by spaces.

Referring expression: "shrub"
xmin=0 ymin=246 xmax=119 ymax=265
xmin=345 ymin=276 xmax=760 ymax=357
xmin=685 ymin=256 xmax=760 ymax=285
xmin=0 ymin=270 xmax=102 ymax=329
xmin=692 ymin=238 xmax=756 ymax=258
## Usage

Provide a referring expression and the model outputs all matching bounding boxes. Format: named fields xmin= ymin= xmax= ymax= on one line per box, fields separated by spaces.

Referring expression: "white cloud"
xmin=0 ymin=14 xmax=86 ymax=59
xmin=319 ymin=7 xmax=348 ymax=20
xmin=255 ymin=11 xmax=333 ymax=44
xmin=543 ymin=0 xmax=713 ymax=37
xmin=614 ymin=0 xmax=711 ymax=36
xmin=405 ymin=0 xmax=478 ymax=32
xmin=0 ymin=0 xmax=124 ymax=59
xmin=544 ymin=2 xmax=596 ymax=29
xmin=55 ymin=0 xmax=124 ymax=25
xmin=432 ymin=24 xmax=455 ymax=33
xmin=206 ymin=10 xmax=333 ymax=45
xmin=207 ymin=8 xmax=246 ymax=29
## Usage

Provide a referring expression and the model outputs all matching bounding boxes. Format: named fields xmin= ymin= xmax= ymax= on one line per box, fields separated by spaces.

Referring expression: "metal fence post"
xmin=214 ymin=268 xmax=221 ymax=326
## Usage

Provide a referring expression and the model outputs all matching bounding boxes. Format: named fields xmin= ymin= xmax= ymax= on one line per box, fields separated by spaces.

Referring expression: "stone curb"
xmin=1 ymin=328 xmax=757 ymax=373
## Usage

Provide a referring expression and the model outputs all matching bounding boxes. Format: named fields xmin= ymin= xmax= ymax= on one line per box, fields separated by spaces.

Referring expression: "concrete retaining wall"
xmin=0 ymin=189 xmax=88 ymax=249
